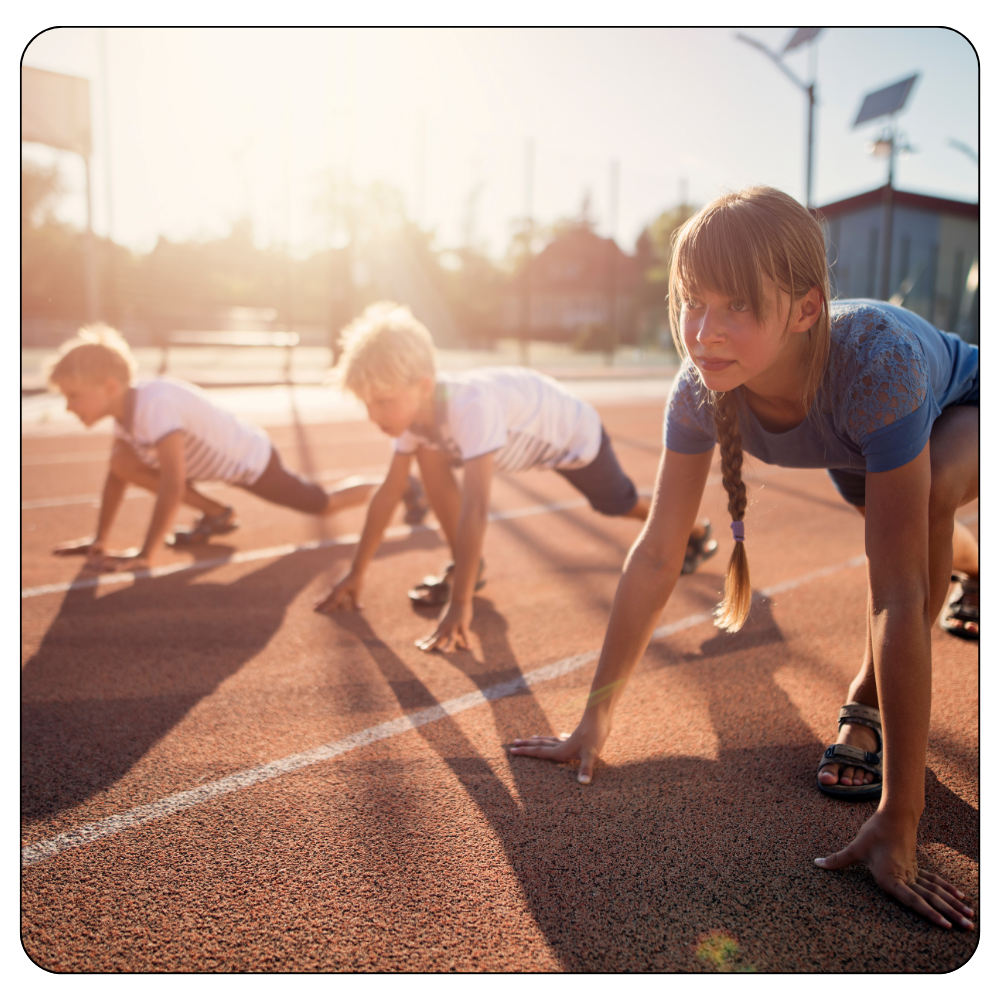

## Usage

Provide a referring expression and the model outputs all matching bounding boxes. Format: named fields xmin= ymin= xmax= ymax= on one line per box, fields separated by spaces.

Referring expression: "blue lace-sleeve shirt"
xmin=664 ymin=300 xmax=979 ymax=473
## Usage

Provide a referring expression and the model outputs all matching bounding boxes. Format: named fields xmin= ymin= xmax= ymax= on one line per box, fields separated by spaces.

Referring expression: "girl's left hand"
xmin=814 ymin=810 xmax=975 ymax=929
xmin=416 ymin=602 xmax=472 ymax=653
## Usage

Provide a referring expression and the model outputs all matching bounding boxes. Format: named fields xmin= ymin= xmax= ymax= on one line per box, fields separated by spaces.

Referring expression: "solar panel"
xmin=854 ymin=75 xmax=919 ymax=126
xmin=783 ymin=28 xmax=822 ymax=53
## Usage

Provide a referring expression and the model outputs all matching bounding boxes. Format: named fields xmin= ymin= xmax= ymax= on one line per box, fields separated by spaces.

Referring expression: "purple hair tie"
xmin=731 ymin=521 xmax=745 ymax=543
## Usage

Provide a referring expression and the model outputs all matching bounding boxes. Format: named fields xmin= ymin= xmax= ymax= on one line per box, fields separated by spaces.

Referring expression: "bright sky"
xmin=22 ymin=26 xmax=979 ymax=257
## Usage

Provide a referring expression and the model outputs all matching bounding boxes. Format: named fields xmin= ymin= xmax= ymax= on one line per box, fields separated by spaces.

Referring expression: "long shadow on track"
xmin=21 ymin=530 xmax=445 ymax=823
xmin=333 ymin=595 xmax=978 ymax=973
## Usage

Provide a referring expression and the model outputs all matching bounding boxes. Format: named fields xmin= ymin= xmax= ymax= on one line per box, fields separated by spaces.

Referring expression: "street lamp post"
xmin=853 ymin=75 xmax=919 ymax=300
xmin=735 ymin=28 xmax=821 ymax=209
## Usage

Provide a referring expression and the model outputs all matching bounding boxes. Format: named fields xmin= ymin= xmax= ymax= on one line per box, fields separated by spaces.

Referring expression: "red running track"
xmin=21 ymin=403 xmax=978 ymax=972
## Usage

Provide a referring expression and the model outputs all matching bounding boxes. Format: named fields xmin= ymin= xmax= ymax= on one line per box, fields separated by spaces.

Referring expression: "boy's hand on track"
xmin=53 ymin=537 xmax=100 ymax=557
xmin=416 ymin=602 xmax=472 ymax=653
xmin=814 ymin=809 xmax=976 ymax=929
xmin=92 ymin=549 xmax=149 ymax=573
xmin=508 ymin=710 xmax=610 ymax=784
xmin=314 ymin=571 xmax=364 ymax=613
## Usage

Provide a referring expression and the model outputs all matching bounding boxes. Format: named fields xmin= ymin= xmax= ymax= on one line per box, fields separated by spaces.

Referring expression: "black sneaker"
xmin=170 ymin=507 xmax=240 ymax=546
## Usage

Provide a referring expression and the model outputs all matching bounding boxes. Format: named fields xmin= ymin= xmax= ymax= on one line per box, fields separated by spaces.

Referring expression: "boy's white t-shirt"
xmin=114 ymin=378 xmax=272 ymax=485
xmin=394 ymin=368 xmax=603 ymax=472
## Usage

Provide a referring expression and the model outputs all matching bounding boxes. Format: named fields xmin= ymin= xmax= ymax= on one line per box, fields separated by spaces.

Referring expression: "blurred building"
xmin=498 ymin=226 xmax=642 ymax=346
xmin=819 ymin=186 xmax=978 ymax=342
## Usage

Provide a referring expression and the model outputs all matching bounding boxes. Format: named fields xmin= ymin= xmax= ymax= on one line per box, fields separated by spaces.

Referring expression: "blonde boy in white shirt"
xmin=316 ymin=302 xmax=715 ymax=651
xmin=47 ymin=326 xmax=425 ymax=573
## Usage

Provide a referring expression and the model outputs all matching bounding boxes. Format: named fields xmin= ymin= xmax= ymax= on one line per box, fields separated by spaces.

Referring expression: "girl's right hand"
xmin=508 ymin=708 xmax=611 ymax=784
xmin=314 ymin=569 xmax=364 ymax=614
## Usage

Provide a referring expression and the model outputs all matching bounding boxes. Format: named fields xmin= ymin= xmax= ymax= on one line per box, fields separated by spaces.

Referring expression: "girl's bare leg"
xmin=819 ymin=406 xmax=979 ymax=789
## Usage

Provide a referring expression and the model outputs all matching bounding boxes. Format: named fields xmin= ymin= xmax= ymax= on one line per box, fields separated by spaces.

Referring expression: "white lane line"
xmin=20 ymin=552 xmax=870 ymax=868
xmin=21 ymin=494 xmax=980 ymax=601
xmin=21 ymin=465 xmax=389 ymax=510
xmin=21 ymin=451 xmax=111 ymax=466
xmin=20 ymin=498 xmax=595 ymax=600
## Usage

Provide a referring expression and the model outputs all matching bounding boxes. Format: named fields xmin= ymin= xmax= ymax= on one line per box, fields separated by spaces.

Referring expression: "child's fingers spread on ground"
xmin=885 ymin=881 xmax=954 ymax=928
xmin=912 ymin=884 xmax=974 ymax=929
xmin=917 ymin=869 xmax=967 ymax=901
xmin=916 ymin=874 xmax=975 ymax=917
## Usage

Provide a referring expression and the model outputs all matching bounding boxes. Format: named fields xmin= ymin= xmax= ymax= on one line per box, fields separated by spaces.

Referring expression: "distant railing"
xmin=159 ymin=330 xmax=300 ymax=382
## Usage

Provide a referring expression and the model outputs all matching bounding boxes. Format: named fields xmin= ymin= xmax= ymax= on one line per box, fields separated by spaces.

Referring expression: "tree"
xmin=634 ymin=202 xmax=697 ymax=348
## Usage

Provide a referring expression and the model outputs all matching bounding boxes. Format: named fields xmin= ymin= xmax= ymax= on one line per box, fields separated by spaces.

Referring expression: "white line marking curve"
xmin=21 ymin=553 xmax=869 ymax=867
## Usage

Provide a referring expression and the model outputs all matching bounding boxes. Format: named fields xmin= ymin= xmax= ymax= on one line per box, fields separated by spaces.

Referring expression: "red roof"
xmin=523 ymin=227 xmax=641 ymax=292
xmin=816 ymin=184 xmax=979 ymax=221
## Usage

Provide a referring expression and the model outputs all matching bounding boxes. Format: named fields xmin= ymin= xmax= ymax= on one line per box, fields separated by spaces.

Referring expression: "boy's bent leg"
xmin=415 ymin=447 xmax=462 ymax=553
xmin=109 ymin=443 xmax=227 ymax=516
xmin=322 ymin=477 xmax=379 ymax=515
xmin=238 ymin=448 xmax=328 ymax=515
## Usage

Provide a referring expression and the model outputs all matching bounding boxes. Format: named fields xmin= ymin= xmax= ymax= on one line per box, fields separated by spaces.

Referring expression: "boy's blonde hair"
xmin=335 ymin=302 xmax=436 ymax=399
xmin=668 ymin=186 xmax=831 ymax=633
xmin=45 ymin=325 xmax=137 ymax=389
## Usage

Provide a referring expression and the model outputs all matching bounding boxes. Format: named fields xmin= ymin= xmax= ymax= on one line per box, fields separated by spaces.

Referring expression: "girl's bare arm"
xmin=510 ymin=446 xmax=714 ymax=782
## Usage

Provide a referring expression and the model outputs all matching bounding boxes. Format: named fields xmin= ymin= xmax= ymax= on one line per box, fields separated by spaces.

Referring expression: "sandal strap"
xmin=837 ymin=702 xmax=882 ymax=753
xmin=838 ymin=702 xmax=881 ymax=732
xmin=951 ymin=571 xmax=978 ymax=592
xmin=947 ymin=600 xmax=979 ymax=623
xmin=819 ymin=743 xmax=883 ymax=779
xmin=947 ymin=576 xmax=979 ymax=622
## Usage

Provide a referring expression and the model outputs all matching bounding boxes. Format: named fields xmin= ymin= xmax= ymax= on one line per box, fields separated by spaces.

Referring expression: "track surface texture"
xmin=21 ymin=400 xmax=978 ymax=973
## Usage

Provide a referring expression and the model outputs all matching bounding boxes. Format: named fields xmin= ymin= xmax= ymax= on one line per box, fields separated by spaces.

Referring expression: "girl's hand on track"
xmin=314 ymin=570 xmax=364 ymax=613
xmin=508 ymin=710 xmax=610 ymax=785
xmin=416 ymin=601 xmax=472 ymax=653
xmin=814 ymin=810 xmax=975 ymax=929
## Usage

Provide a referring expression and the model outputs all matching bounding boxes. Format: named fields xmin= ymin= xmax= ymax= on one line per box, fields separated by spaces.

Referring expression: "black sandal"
xmin=408 ymin=558 xmax=486 ymax=607
xmin=682 ymin=521 xmax=719 ymax=575
xmin=941 ymin=572 xmax=978 ymax=641
xmin=170 ymin=507 xmax=240 ymax=546
xmin=817 ymin=702 xmax=883 ymax=802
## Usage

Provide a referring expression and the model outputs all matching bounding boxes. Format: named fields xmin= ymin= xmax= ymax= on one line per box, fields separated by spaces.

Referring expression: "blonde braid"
xmin=712 ymin=391 xmax=751 ymax=631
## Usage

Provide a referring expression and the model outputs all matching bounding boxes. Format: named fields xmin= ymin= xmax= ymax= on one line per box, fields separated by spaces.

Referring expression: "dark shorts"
xmin=239 ymin=448 xmax=328 ymax=514
xmin=827 ymin=392 xmax=980 ymax=508
xmin=555 ymin=427 xmax=638 ymax=516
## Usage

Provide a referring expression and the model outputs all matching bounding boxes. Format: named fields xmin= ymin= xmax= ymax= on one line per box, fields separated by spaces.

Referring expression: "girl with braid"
xmin=511 ymin=187 xmax=978 ymax=930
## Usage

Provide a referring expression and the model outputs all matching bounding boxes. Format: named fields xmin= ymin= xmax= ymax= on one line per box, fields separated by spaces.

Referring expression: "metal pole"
xmin=607 ymin=159 xmax=619 ymax=364
xmin=519 ymin=138 xmax=534 ymax=367
xmin=878 ymin=129 xmax=895 ymax=301
xmin=99 ymin=28 xmax=113 ymax=240
xmin=806 ymin=83 xmax=815 ymax=209
xmin=83 ymin=153 xmax=100 ymax=321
